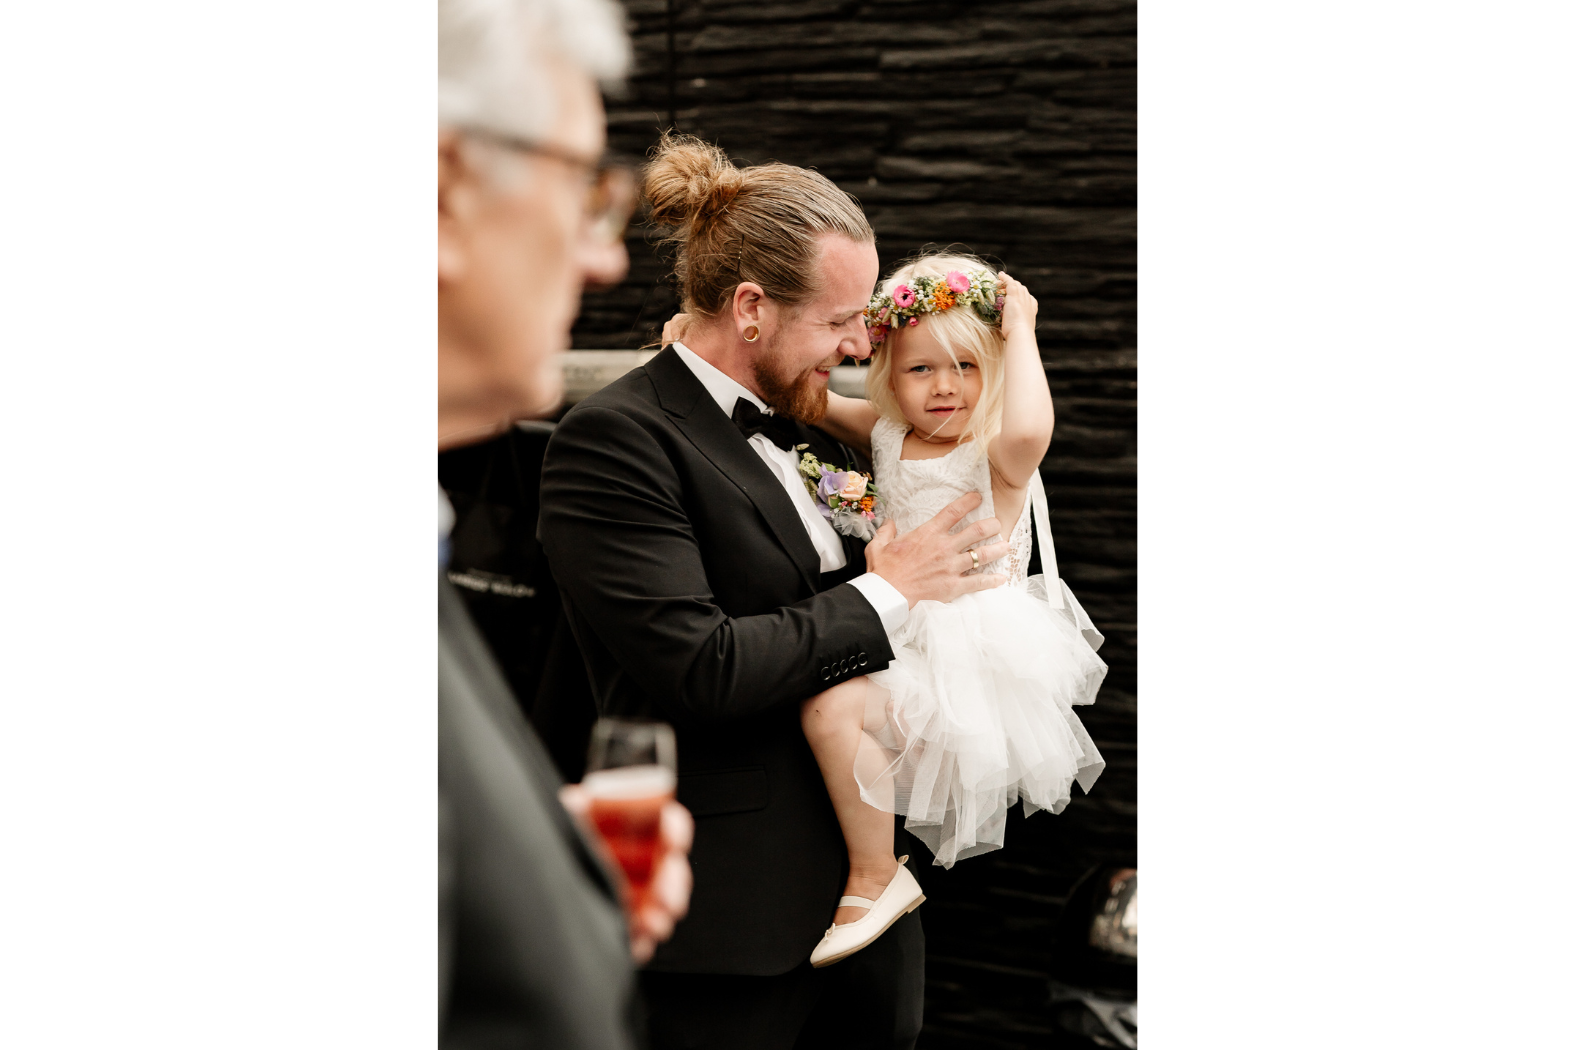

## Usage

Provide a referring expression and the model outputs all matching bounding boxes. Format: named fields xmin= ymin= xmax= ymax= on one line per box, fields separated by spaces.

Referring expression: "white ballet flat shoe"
xmin=809 ymin=857 xmax=926 ymax=968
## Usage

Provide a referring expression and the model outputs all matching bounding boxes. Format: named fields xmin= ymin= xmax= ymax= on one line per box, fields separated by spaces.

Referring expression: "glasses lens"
xmin=588 ymin=166 xmax=638 ymax=245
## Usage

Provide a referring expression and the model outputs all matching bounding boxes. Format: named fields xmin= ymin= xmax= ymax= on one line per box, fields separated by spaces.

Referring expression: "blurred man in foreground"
xmin=438 ymin=1 xmax=691 ymax=1047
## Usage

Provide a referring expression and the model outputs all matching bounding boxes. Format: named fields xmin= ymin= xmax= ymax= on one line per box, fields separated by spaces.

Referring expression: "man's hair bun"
xmin=644 ymin=132 xmax=744 ymax=232
xmin=639 ymin=132 xmax=873 ymax=319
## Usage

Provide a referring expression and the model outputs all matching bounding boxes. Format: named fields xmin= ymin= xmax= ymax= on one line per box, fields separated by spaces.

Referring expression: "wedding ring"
xmin=969 ymin=549 xmax=979 ymax=570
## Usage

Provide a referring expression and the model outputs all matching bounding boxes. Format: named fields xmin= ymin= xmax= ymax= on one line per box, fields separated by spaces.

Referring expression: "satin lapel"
xmin=646 ymin=348 xmax=822 ymax=592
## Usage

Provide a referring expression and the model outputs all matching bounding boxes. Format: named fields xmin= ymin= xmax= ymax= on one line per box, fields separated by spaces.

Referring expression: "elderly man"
xmin=437 ymin=1 xmax=691 ymax=1048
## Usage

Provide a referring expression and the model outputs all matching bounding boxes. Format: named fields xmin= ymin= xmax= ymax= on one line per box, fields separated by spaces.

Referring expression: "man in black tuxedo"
xmin=538 ymin=137 xmax=1010 ymax=1050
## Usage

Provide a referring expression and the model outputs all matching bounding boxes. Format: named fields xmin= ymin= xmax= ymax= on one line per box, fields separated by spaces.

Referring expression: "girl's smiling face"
xmin=887 ymin=321 xmax=983 ymax=442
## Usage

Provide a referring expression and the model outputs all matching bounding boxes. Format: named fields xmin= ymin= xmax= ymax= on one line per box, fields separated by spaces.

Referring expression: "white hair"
xmin=438 ymin=0 xmax=631 ymax=140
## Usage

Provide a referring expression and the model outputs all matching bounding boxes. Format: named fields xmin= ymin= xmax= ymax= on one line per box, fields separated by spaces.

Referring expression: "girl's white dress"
xmin=858 ymin=416 xmax=1107 ymax=867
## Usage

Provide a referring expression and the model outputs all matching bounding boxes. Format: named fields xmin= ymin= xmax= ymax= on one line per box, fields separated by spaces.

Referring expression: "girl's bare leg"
xmin=802 ymin=677 xmax=899 ymax=925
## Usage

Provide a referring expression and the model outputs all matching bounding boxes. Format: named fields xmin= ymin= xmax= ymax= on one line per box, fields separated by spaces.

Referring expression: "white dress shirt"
xmin=671 ymin=343 xmax=909 ymax=634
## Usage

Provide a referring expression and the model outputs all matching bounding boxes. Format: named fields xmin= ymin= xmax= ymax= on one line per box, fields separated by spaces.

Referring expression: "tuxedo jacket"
xmin=537 ymin=346 xmax=897 ymax=977
xmin=439 ymin=575 xmax=639 ymax=1049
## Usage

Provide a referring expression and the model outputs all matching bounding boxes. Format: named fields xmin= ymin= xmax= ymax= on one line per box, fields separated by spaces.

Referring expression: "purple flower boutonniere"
xmin=795 ymin=447 xmax=883 ymax=541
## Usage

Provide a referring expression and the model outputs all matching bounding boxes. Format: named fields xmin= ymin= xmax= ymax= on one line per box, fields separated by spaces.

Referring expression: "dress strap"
xmin=870 ymin=414 xmax=906 ymax=474
xmin=1029 ymin=471 xmax=1065 ymax=609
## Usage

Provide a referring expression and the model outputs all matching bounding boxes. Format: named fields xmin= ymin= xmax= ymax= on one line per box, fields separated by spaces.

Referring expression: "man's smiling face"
xmin=752 ymin=233 xmax=879 ymax=422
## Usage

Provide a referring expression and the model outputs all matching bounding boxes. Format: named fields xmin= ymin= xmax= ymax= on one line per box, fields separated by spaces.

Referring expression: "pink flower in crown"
xmin=838 ymin=473 xmax=867 ymax=500
xmin=892 ymin=284 xmax=916 ymax=308
xmin=995 ymin=295 xmax=1005 ymax=310
xmin=907 ymin=317 xmax=918 ymax=327
xmin=945 ymin=270 xmax=970 ymax=294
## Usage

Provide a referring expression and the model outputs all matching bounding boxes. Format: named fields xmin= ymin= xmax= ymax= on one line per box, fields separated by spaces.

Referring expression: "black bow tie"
xmin=731 ymin=398 xmax=801 ymax=452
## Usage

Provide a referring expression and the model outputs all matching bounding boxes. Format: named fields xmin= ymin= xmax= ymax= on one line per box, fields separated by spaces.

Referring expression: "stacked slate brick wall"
xmin=573 ymin=2 xmax=1136 ymax=1044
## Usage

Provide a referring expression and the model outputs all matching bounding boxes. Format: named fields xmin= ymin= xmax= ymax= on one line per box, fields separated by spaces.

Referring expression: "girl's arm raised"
xmin=820 ymin=391 xmax=880 ymax=459
xmin=986 ymin=273 xmax=1055 ymax=488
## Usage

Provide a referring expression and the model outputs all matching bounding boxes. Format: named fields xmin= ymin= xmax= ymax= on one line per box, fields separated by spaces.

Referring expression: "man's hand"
xmin=661 ymin=312 xmax=692 ymax=347
xmin=559 ymin=784 xmax=695 ymax=965
xmin=864 ymin=492 xmax=1011 ymax=607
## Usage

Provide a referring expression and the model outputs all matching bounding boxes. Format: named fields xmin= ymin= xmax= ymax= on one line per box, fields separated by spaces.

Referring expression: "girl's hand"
xmin=997 ymin=272 xmax=1038 ymax=340
xmin=662 ymin=313 xmax=692 ymax=346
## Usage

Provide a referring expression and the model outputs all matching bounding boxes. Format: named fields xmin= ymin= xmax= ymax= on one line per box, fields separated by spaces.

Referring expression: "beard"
xmin=752 ymin=334 xmax=830 ymax=424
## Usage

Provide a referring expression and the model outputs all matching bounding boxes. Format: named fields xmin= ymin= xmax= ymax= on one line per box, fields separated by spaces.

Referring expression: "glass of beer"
xmin=583 ymin=718 xmax=677 ymax=911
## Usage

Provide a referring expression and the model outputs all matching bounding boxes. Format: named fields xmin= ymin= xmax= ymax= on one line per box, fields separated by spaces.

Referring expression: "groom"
xmin=537 ymin=138 xmax=1010 ymax=1050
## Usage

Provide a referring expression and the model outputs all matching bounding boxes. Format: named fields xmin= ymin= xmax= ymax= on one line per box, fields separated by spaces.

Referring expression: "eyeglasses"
xmin=464 ymin=128 xmax=639 ymax=246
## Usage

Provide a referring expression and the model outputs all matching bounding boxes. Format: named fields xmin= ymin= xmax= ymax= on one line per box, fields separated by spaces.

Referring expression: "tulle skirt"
xmin=857 ymin=576 xmax=1108 ymax=868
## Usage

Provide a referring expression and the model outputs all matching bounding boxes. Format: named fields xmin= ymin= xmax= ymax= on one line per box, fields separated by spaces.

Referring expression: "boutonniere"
xmin=795 ymin=446 xmax=884 ymax=541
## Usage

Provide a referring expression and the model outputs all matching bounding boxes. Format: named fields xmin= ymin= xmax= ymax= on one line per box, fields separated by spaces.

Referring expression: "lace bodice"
xmin=870 ymin=415 xmax=1034 ymax=586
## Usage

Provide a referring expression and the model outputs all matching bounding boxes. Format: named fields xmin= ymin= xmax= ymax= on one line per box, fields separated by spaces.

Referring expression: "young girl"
xmin=801 ymin=252 xmax=1108 ymax=968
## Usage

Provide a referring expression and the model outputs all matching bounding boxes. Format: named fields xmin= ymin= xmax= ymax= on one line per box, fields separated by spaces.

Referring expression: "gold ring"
xmin=969 ymin=549 xmax=979 ymax=570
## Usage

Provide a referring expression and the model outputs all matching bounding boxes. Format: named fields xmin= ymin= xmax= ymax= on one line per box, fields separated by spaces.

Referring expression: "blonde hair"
xmin=864 ymin=252 xmax=1008 ymax=447
xmin=643 ymin=133 xmax=874 ymax=319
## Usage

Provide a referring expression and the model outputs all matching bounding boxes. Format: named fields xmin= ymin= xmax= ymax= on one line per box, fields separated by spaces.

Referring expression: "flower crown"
xmin=864 ymin=268 xmax=1004 ymax=346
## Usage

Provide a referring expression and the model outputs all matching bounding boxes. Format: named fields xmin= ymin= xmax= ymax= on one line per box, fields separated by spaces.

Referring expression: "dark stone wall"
xmin=576 ymin=0 xmax=1135 ymax=353
xmin=575 ymin=3 xmax=1136 ymax=1044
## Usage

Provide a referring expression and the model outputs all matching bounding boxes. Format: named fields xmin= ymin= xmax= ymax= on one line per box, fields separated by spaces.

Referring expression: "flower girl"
xmin=800 ymin=252 xmax=1108 ymax=967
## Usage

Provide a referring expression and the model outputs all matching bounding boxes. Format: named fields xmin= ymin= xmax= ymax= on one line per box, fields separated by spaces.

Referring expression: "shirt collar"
xmin=439 ymin=487 xmax=455 ymax=537
xmin=439 ymin=487 xmax=455 ymax=569
xmin=672 ymin=341 xmax=768 ymax=418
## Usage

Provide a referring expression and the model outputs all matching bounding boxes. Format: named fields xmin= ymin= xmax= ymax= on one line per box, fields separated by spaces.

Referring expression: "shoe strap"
xmin=838 ymin=896 xmax=877 ymax=909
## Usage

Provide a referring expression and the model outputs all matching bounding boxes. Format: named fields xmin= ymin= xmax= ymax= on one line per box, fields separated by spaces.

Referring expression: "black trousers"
xmin=640 ymin=910 xmax=925 ymax=1050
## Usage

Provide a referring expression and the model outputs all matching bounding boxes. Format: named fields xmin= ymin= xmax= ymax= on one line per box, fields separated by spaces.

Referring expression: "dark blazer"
xmin=537 ymin=346 xmax=896 ymax=976
xmin=439 ymin=575 xmax=639 ymax=1050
